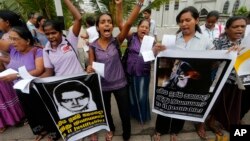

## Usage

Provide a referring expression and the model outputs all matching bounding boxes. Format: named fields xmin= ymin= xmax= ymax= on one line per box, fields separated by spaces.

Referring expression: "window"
xmin=174 ymin=0 xmax=179 ymax=10
xmin=223 ymin=1 xmax=229 ymax=14
xmin=200 ymin=8 xmax=208 ymax=16
xmin=233 ymin=0 xmax=240 ymax=14
xmin=165 ymin=3 xmax=169 ymax=11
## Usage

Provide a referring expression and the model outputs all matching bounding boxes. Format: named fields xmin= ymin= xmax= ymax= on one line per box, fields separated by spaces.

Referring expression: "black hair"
xmin=0 ymin=10 xmax=24 ymax=28
xmin=207 ymin=10 xmax=219 ymax=20
xmin=11 ymin=26 xmax=35 ymax=46
xmin=143 ymin=8 xmax=152 ymax=14
xmin=95 ymin=13 xmax=113 ymax=36
xmin=54 ymin=81 xmax=90 ymax=103
xmin=86 ymin=16 xmax=96 ymax=26
xmin=37 ymin=15 xmax=45 ymax=23
xmin=176 ymin=6 xmax=201 ymax=33
xmin=137 ymin=19 xmax=150 ymax=27
xmin=43 ymin=20 xmax=63 ymax=33
xmin=225 ymin=16 xmax=247 ymax=29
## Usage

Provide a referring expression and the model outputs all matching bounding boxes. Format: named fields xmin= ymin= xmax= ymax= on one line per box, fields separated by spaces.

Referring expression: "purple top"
xmin=126 ymin=33 xmax=151 ymax=76
xmin=7 ymin=46 xmax=43 ymax=71
xmin=90 ymin=37 xmax=127 ymax=91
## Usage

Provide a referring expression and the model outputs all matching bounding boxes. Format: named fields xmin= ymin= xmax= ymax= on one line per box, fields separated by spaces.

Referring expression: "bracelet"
xmin=137 ymin=1 xmax=143 ymax=7
xmin=16 ymin=74 xmax=21 ymax=78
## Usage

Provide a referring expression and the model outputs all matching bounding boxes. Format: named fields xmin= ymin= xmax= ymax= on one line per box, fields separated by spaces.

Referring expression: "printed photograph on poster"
xmin=234 ymin=48 xmax=250 ymax=85
xmin=32 ymin=73 xmax=109 ymax=141
xmin=153 ymin=49 xmax=237 ymax=122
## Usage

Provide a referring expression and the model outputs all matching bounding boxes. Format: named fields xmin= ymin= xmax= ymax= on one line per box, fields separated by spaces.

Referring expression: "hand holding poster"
xmin=32 ymin=73 xmax=109 ymax=141
xmin=153 ymin=49 xmax=237 ymax=122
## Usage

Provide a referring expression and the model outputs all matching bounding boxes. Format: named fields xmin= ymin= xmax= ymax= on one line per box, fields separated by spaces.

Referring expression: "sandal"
xmin=34 ymin=131 xmax=48 ymax=141
xmin=195 ymin=123 xmax=207 ymax=140
xmin=170 ymin=134 xmax=178 ymax=141
xmin=89 ymin=133 xmax=98 ymax=141
xmin=208 ymin=123 xmax=224 ymax=136
xmin=0 ymin=127 xmax=7 ymax=133
xmin=105 ymin=131 xmax=113 ymax=141
xmin=153 ymin=132 xmax=161 ymax=141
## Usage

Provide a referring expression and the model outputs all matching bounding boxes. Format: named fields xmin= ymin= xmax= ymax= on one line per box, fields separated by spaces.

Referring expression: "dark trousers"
xmin=102 ymin=86 xmax=131 ymax=140
xmin=16 ymin=89 xmax=60 ymax=140
xmin=155 ymin=115 xmax=185 ymax=135
xmin=241 ymin=86 xmax=250 ymax=119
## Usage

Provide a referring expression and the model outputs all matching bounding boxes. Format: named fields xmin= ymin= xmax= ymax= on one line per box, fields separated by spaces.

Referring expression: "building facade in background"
xmin=151 ymin=0 xmax=250 ymax=27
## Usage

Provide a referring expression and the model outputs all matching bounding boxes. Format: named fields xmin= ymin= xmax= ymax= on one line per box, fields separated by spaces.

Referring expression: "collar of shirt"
xmin=176 ymin=31 xmax=202 ymax=40
xmin=90 ymin=37 xmax=116 ymax=50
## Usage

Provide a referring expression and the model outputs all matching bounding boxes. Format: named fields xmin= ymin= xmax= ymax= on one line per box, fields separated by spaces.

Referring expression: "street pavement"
xmin=1 ymin=68 xmax=250 ymax=141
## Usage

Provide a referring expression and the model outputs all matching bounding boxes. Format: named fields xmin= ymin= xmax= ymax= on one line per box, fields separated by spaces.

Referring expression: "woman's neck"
xmin=20 ymin=46 xmax=32 ymax=54
xmin=183 ymin=31 xmax=196 ymax=42
xmin=98 ymin=37 xmax=111 ymax=50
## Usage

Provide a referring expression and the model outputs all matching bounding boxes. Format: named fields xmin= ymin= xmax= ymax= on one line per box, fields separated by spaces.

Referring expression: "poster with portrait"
xmin=32 ymin=73 xmax=109 ymax=141
xmin=153 ymin=49 xmax=237 ymax=122
xmin=234 ymin=48 xmax=250 ymax=85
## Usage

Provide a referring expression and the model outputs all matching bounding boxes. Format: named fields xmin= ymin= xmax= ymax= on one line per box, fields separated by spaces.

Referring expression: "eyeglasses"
xmin=9 ymin=36 xmax=22 ymax=41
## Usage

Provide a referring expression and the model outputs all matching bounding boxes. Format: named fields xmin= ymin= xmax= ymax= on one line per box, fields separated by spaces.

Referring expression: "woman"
xmin=0 ymin=10 xmax=25 ymax=133
xmin=153 ymin=6 xmax=213 ymax=141
xmin=41 ymin=0 xmax=83 ymax=77
xmin=116 ymin=2 xmax=152 ymax=124
xmin=200 ymin=10 xmax=224 ymax=41
xmin=40 ymin=0 xmax=93 ymax=140
xmin=86 ymin=0 xmax=144 ymax=140
xmin=0 ymin=25 xmax=60 ymax=141
xmin=208 ymin=16 xmax=247 ymax=134
xmin=34 ymin=15 xmax=48 ymax=47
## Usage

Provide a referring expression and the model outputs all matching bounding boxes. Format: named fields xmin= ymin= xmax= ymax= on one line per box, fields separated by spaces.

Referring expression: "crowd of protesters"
xmin=0 ymin=0 xmax=250 ymax=141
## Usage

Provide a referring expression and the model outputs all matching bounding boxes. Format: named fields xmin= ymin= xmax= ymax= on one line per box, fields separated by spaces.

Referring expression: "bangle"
xmin=137 ymin=1 xmax=143 ymax=7
xmin=16 ymin=74 xmax=21 ymax=78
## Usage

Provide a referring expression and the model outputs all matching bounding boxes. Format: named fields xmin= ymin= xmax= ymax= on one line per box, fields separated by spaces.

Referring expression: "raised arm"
xmin=64 ymin=0 xmax=82 ymax=36
xmin=115 ymin=0 xmax=132 ymax=37
xmin=116 ymin=0 xmax=123 ymax=31
xmin=116 ymin=0 xmax=144 ymax=43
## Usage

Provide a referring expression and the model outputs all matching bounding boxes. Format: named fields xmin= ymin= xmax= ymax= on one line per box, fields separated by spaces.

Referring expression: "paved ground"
xmin=1 ymin=68 xmax=250 ymax=141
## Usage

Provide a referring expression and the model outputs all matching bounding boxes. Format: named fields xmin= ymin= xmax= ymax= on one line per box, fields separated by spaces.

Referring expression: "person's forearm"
xmin=116 ymin=1 xmax=123 ymax=30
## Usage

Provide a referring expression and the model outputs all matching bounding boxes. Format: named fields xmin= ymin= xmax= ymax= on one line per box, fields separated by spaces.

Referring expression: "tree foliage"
xmin=234 ymin=6 xmax=249 ymax=17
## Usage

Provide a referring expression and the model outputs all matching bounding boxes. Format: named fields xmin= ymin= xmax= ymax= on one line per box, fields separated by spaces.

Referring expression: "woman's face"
xmin=97 ymin=14 xmax=113 ymax=38
xmin=205 ymin=16 xmax=218 ymax=29
xmin=39 ymin=18 xmax=46 ymax=28
xmin=137 ymin=20 xmax=150 ymax=39
xmin=0 ymin=18 xmax=10 ymax=32
xmin=44 ymin=25 xmax=62 ymax=48
xmin=178 ymin=12 xmax=199 ymax=36
xmin=9 ymin=31 xmax=30 ymax=52
xmin=60 ymin=91 xmax=89 ymax=112
xmin=226 ymin=19 xmax=246 ymax=41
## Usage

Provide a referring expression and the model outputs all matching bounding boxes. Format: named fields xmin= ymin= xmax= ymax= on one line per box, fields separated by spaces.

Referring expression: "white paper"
xmin=13 ymin=79 xmax=33 ymax=93
xmin=0 ymin=68 xmax=18 ymax=77
xmin=162 ymin=34 xmax=176 ymax=48
xmin=13 ymin=66 xmax=37 ymax=93
xmin=140 ymin=35 xmax=155 ymax=53
xmin=141 ymin=50 xmax=155 ymax=62
xmin=92 ymin=62 xmax=105 ymax=77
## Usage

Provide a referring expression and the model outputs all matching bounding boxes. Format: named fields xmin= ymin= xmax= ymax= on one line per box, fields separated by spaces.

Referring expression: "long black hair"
xmin=176 ymin=6 xmax=201 ymax=33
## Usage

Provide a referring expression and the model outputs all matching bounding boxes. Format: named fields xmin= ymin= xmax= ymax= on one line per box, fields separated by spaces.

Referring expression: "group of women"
xmin=0 ymin=0 xmax=249 ymax=141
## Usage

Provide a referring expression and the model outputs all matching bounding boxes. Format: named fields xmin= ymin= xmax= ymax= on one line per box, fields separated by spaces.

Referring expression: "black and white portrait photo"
xmin=53 ymin=80 xmax=97 ymax=119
